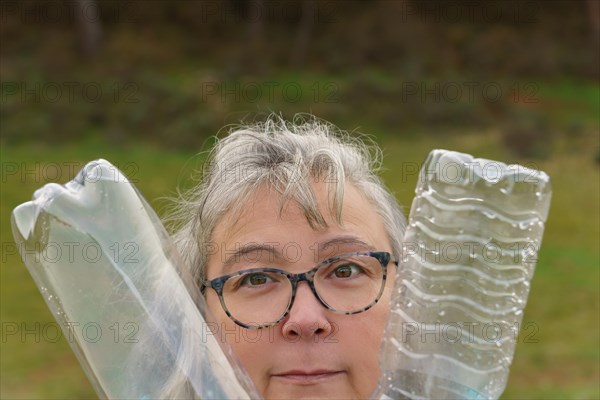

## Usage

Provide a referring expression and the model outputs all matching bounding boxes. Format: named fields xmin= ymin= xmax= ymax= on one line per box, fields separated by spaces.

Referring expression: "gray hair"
xmin=168 ymin=114 xmax=406 ymax=285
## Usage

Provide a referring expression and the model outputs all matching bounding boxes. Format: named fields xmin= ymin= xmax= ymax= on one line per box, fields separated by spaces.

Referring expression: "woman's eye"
xmin=241 ymin=273 xmax=270 ymax=286
xmin=333 ymin=264 xmax=361 ymax=278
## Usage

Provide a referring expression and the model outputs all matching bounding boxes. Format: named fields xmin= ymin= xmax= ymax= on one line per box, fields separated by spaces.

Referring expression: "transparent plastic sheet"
xmin=375 ymin=150 xmax=552 ymax=399
xmin=11 ymin=159 xmax=260 ymax=400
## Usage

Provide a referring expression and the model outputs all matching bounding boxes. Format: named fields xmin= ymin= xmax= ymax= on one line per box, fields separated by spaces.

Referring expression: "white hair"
xmin=167 ymin=114 xmax=406 ymax=286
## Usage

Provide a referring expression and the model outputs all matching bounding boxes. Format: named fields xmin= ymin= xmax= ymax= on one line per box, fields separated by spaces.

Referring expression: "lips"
xmin=272 ymin=370 xmax=345 ymax=384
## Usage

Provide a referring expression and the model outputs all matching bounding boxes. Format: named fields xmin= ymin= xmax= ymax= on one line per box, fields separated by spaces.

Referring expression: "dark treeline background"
xmin=1 ymin=0 xmax=598 ymax=155
xmin=3 ymin=1 xmax=597 ymax=75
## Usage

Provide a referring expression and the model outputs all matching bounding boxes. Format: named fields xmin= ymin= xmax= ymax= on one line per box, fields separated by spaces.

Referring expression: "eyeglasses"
xmin=201 ymin=251 xmax=397 ymax=329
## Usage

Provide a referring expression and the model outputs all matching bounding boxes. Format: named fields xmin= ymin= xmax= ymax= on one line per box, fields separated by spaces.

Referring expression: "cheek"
xmin=340 ymin=301 xmax=390 ymax=396
xmin=204 ymin=292 xmax=272 ymax=392
xmin=226 ymin=326 xmax=276 ymax=397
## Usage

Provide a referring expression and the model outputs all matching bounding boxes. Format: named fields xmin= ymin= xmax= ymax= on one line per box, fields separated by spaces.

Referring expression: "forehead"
xmin=206 ymin=181 xmax=391 ymax=276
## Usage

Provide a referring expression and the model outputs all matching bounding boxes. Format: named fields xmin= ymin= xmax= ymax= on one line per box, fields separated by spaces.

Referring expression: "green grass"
xmin=1 ymin=83 xmax=598 ymax=399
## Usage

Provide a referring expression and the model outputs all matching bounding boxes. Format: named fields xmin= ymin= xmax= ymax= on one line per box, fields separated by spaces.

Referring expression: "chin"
xmin=264 ymin=382 xmax=361 ymax=400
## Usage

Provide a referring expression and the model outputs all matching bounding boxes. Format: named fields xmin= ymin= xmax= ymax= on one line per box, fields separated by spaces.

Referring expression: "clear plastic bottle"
xmin=378 ymin=150 xmax=552 ymax=399
xmin=11 ymin=160 xmax=259 ymax=400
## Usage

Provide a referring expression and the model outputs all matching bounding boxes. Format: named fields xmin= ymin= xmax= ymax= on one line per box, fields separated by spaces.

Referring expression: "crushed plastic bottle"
xmin=11 ymin=159 xmax=259 ymax=400
xmin=377 ymin=150 xmax=551 ymax=400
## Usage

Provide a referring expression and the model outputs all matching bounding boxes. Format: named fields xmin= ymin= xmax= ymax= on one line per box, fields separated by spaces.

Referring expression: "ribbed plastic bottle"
xmin=378 ymin=150 xmax=552 ymax=399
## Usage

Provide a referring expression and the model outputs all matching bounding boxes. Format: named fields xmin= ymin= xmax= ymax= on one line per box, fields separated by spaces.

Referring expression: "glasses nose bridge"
xmin=288 ymin=268 xmax=317 ymax=287
xmin=287 ymin=269 xmax=323 ymax=306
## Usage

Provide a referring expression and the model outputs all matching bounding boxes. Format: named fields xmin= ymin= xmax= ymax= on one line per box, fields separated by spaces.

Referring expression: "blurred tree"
xmin=290 ymin=0 xmax=316 ymax=68
xmin=247 ymin=0 xmax=265 ymax=44
xmin=246 ymin=0 xmax=265 ymax=72
xmin=587 ymin=0 xmax=600 ymax=45
xmin=76 ymin=0 xmax=102 ymax=58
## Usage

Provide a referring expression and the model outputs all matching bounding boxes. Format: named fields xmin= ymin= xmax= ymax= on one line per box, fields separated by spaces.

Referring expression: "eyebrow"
xmin=220 ymin=235 xmax=376 ymax=274
xmin=221 ymin=243 xmax=282 ymax=274
xmin=318 ymin=235 xmax=376 ymax=253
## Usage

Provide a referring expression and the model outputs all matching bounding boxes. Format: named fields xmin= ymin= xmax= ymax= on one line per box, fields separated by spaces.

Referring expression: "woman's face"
xmin=204 ymin=182 xmax=396 ymax=400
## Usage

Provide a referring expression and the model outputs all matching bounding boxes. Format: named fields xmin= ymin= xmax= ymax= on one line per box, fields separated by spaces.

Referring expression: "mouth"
xmin=271 ymin=370 xmax=345 ymax=385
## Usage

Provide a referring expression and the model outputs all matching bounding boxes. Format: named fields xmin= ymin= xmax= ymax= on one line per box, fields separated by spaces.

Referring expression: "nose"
xmin=281 ymin=281 xmax=333 ymax=341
